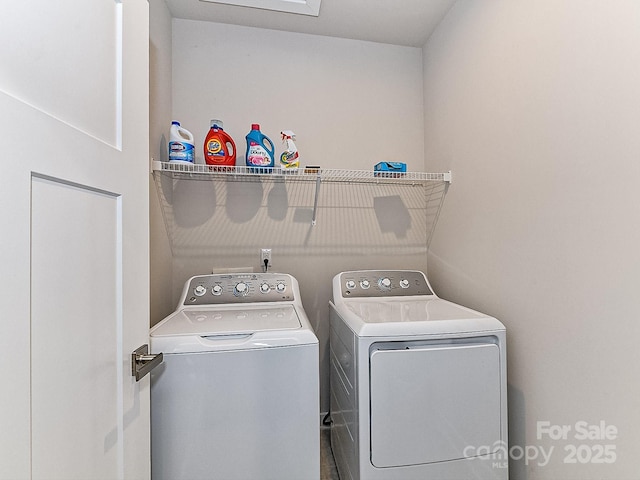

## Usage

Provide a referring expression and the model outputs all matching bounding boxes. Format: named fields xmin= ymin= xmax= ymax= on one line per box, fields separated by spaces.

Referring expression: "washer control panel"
xmin=338 ymin=270 xmax=433 ymax=297
xmin=183 ymin=273 xmax=295 ymax=305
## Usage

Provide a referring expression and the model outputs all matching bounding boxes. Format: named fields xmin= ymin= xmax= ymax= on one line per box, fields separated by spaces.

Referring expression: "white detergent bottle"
xmin=168 ymin=121 xmax=195 ymax=164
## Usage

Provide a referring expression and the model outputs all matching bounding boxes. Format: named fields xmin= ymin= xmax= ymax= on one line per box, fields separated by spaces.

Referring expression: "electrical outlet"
xmin=261 ymin=248 xmax=272 ymax=270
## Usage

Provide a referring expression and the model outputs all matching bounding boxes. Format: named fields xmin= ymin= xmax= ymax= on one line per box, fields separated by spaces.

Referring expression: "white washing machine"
xmin=150 ymin=273 xmax=319 ymax=480
xmin=329 ymin=270 xmax=508 ymax=480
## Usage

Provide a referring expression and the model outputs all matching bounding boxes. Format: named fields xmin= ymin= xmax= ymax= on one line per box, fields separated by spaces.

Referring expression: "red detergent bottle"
xmin=204 ymin=119 xmax=236 ymax=167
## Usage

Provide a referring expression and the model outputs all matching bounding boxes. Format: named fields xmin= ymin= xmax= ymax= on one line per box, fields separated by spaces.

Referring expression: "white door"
xmin=0 ymin=1 xmax=151 ymax=479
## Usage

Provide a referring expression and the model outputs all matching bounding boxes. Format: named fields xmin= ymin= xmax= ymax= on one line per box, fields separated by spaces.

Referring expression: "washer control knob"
xmin=379 ymin=277 xmax=392 ymax=289
xmin=212 ymin=284 xmax=223 ymax=295
xmin=260 ymin=283 xmax=271 ymax=293
xmin=399 ymin=279 xmax=410 ymax=289
xmin=276 ymin=282 xmax=286 ymax=293
xmin=360 ymin=280 xmax=370 ymax=289
xmin=345 ymin=280 xmax=356 ymax=290
xmin=234 ymin=282 xmax=249 ymax=296
xmin=194 ymin=285 xmax=207 ymax=296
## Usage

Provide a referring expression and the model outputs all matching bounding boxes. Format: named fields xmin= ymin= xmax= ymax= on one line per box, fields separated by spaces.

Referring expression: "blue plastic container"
xmin=245 ymin=124 xmax=275 ymax=170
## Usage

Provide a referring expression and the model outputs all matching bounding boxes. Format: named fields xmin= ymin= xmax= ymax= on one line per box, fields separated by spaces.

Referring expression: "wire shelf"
xmin=151 ymin=161 xmax=451 ymax=185
xmin=151 ymin=160 xmax=452 ymax=255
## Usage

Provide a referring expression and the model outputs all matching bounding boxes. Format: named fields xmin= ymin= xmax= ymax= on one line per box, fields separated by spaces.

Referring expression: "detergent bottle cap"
xmin=210 ymin=119 xmax=223 ymax=129
xmin=172 ymin=121 xmax=180 ymax=126
xmin=251 ymin=123 xmax=260 ymax=131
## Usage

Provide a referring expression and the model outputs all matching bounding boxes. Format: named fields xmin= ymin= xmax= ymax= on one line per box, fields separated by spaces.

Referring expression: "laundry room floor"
xmin=320 ymin=428 xmax=339 ymax=480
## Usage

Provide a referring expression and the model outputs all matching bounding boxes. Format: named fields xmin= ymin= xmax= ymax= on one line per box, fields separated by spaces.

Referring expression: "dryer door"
xmin=369 ymin=340 xmax=502 ymax=467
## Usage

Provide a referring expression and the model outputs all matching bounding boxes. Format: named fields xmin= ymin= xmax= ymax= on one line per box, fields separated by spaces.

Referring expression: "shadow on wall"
xmin=374 ymin=195 xmax=411 ymax=238
xmin=508 ymin=384 xmax=528 ymax=480
xmin=154 ymin=174 xmax=448 ymax=258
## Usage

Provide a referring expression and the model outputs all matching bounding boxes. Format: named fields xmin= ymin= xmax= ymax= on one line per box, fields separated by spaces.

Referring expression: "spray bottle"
xmin=279 ymin=130 xmax=299 ymax=170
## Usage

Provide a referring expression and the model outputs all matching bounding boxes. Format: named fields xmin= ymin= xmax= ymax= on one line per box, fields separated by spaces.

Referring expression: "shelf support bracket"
xmin=311 ymin=174 xmax=321 ymax=225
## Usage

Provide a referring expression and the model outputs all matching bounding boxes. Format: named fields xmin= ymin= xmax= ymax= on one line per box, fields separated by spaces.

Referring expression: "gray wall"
xmin=423 ymin=1 xmax=640 ymax=478
xmin=149 ymin=0 xmax=174 ymax=328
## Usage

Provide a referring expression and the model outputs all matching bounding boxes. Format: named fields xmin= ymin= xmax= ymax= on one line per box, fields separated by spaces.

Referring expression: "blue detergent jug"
xmin=245 ymin=124 xmax=275 ymax=170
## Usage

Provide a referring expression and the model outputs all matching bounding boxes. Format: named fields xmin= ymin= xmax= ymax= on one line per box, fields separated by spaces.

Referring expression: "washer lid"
xmin=151 ymin=305 xmax=301 ymax=338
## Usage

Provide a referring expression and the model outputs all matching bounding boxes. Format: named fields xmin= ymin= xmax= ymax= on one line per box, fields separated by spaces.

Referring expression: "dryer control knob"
xmin=345 ymin=280 xmax=356 ymax=290
xmin=399 ymin=279 xmax=410 ymax=289
xmin=260 ymin=283 xmax=271 ymax=293
xmin=276 ymin=282 xmax=286 ymax=293
xmin=379 ymin=277 xmax=392 ymax=289
xmin=194 ymin=285 xmax=207 ymax=296
xmin=360 ymin=280 xmax=370 ymax=289
xmin=212 ymin=284 xmax=223 ymax=295
xmin=234 ymin=282 xmax=249 ymax=296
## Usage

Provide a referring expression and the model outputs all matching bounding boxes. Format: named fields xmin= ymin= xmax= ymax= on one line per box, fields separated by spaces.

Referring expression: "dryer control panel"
xmin=183 ymin=273 xmax=295 ymax=305
xmin=337 ymin=270 xmax=434 ymax=298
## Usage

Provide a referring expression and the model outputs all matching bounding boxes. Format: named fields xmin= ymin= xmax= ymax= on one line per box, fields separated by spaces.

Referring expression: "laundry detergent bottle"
xmin=204 ymin=119 xmax=236 ymax=167
xmin=245 ymin=124 xmax=275 ymax=169
xmin=168 ymin=121 xmax=195 ymax=164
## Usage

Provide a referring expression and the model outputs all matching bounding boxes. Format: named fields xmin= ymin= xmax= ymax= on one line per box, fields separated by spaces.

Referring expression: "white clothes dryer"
xmin=150 ymin=273 xmax=319 ymax=480
xmin=329 ymin=270 xmax=508 ymax=480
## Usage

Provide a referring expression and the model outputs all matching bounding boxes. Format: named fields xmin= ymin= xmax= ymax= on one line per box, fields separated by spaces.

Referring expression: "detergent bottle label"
xmin=280 ymin=150 xmax=299 ymax=168
xmin=247 ymin=142 xmax=271 ymax=166
xmin=206 ymin=138 xmax=224 ymax=157
xmin=169 ymin=141 xmax=195 ymax=163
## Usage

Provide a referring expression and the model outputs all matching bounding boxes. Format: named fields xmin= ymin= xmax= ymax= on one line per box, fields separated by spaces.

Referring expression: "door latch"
xmin=131 ymin=344 xmax=163 ymax=381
